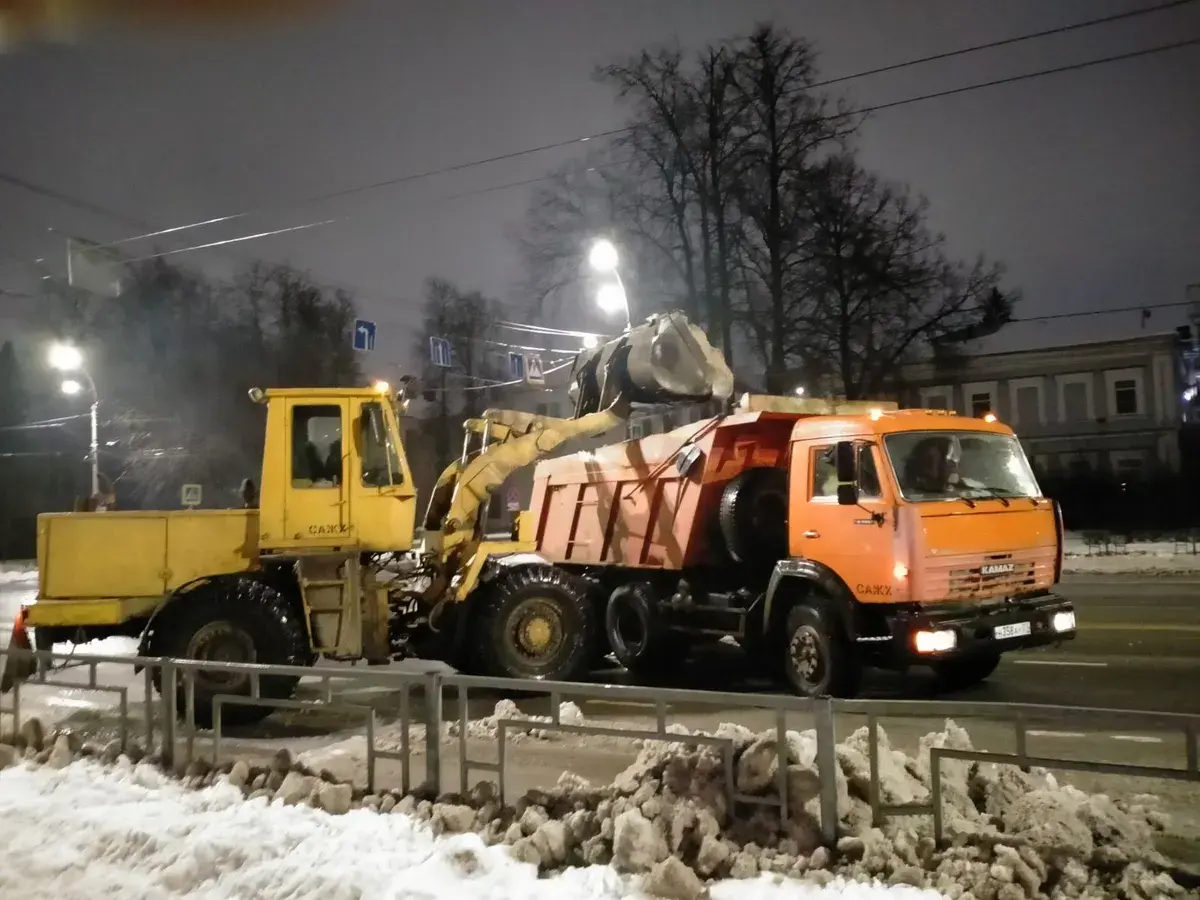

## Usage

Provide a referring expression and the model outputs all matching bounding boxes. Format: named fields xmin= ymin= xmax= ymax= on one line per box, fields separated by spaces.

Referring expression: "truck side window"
xmin=812 ymin=444 xmax=882 ymax=499
xmin=361 ymin=402 xmax=403 ymax=488
xmin=292 ymin=405 xmax=342 ymax=489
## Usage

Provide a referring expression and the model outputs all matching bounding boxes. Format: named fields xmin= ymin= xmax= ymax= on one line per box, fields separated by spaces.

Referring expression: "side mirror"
xmin=835 ymin=441 xmax=858 ymax=506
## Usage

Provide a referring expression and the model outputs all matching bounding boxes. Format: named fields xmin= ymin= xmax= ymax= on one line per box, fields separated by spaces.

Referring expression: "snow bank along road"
xmin=1 ymin=708 xmax=1194 ymax=898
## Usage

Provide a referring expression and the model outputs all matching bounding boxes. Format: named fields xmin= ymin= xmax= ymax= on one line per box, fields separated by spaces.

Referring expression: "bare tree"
xmin=796 ymin=154 xmax=1014 ymax=399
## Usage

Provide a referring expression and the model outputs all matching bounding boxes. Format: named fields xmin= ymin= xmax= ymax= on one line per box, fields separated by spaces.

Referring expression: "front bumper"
xmin=885 ymin=593 xmax=1076 ymax=662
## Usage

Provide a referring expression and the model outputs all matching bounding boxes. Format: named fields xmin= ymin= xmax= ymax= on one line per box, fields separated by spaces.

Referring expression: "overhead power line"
xmin=1018 ymin=299 xmax=1194 ymax=324
xmin=13 ymin=0 xmax=1190 ymax=259
xmin=812 ymin=0 xmax=1197 ymax=88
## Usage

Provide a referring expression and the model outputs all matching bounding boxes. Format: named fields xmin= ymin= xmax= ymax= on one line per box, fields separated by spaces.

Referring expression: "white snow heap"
xmin=1 ymin=716 xmax=1193 ymax=900
xmin=444 ymin=700 xmax=589 ymax=742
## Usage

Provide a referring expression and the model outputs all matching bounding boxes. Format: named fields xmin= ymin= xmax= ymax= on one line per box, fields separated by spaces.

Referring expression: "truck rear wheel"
xmin=932 ymin=653 xmax=1001 ymax=690
xmin=782 ymin=604 xmax=862 ymax=697
xmin=605 ymin=583 xmax=687 ymax=676
xmin=472 ymin=566 xmax=594 ymax=682
xmin=144 ymin=576 xmax=311 ymax=728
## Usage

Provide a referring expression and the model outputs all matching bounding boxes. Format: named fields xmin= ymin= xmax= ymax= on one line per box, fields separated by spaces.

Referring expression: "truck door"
xmin=792 ymin=441 xmax=895 ymax=603
xmin=349 ymin=398 xmax=417 ymax=552
xmin=283 ymin=399 xmax=354 ymax=546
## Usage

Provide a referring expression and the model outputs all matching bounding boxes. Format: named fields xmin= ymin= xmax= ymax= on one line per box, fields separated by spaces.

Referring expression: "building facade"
xmin=901 ymin=332 xmax=1187 ymax=477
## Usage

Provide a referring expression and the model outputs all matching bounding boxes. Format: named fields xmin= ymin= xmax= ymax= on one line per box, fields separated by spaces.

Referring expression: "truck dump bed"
xmin=526 ymin=411 xmax=798 ymax=569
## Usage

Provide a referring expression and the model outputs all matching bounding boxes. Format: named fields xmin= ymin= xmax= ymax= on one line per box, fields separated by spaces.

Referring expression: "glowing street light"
xmin=47 ymin=342 xmax=100 ymax=499
xmin=794 ymin=386 xmax=806 ymax=397
xmin=581 ymin=334 xmax=599 ymax=350
xmin=588 ymin=238 xmax=632 ymax=331
xmin=587 ymin=239 xmax=619 ymax=273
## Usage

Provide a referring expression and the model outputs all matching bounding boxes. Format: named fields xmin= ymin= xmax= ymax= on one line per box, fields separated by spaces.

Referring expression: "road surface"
xmin=3 ymin=572 xmax=1199 ymax=714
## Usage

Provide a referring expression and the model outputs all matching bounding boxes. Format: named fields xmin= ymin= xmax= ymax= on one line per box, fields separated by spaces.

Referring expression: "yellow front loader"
xmin=2 ymin=312 xmax=733 ymax=724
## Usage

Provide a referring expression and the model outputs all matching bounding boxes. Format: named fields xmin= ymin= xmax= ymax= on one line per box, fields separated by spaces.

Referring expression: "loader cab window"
xmin=292 ymin=405 xmax=342 ymax=488
xmin=361 ymin=402 xmax=403 ymax=487
xmin=812 ymin=444 xmax=881 ymax=500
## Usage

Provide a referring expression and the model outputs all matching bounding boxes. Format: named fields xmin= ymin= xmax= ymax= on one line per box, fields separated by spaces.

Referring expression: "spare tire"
xmin=719 ymin=467 xmax=789 ymax=564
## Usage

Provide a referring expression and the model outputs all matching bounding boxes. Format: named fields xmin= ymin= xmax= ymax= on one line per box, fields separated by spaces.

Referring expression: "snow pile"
xmin=4 ymin=717 xmax=1192 ymax=899
xmin=0 ymin=563 xmax=37 ymax=586
xmin=445 ymin=699 xmax=589 ymax=742
xmin=0 ymin=739 xmax=943 ymax=900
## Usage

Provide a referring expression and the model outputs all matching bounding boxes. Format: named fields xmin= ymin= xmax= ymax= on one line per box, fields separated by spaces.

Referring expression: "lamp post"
xmin=49 ymin=343 xmax=99 ymax=498
xmin=588 ymin=238 xmax=632 ymax=332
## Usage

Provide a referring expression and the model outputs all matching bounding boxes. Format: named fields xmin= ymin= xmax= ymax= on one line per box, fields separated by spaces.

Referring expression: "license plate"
xmin=994 ymin=621 xmax=1032 ymax=640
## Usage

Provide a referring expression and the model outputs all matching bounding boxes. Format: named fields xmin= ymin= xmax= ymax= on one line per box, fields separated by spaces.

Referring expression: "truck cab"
xmin=772 ymin=407 xmax=1074 ymax=695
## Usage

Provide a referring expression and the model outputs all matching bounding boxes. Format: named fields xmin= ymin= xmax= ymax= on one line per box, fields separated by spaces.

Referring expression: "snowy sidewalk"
xmin=0 ymin=759 xmax=939 ymax=900
xmin=1063 ymin=536 xmax=1200 ymax=576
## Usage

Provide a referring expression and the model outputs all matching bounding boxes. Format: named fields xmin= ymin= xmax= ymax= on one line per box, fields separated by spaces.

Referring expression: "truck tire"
xmin=781 ymin=603 xmax=862 ymax=697
xmin=605 ymin=583 xmax=686 ymax=676
xmin=471 ymin=566 xmax=594 ymax=682
xmin=719 ymin=467 xmax=789 ymax=564
xmin=144 ymin=576 xmax=311 ymax=728
xmin=932 ymin=653 xmax=1001 ymax=690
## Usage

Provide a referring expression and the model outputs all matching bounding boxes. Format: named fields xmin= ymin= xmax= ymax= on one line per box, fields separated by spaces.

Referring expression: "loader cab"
xmin=255 ymin=386 xmax=417 ymax=553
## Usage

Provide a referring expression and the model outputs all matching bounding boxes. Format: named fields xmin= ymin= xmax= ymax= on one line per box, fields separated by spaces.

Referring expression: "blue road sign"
xmin=353 ymin=319 xmax=376 ymax=352
xmin=430 ymin=336 xmax=452 ymax=368
xmin=508 ymin=351 xmax=525 ymax=381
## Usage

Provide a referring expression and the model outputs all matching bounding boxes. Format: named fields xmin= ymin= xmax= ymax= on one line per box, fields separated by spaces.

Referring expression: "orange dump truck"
xmin=520 ymin=395 xmax=1075 ymax=696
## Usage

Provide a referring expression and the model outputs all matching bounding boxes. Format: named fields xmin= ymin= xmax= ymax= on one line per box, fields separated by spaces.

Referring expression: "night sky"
xmin=1 ymin=0 xmax=1197 ymax=371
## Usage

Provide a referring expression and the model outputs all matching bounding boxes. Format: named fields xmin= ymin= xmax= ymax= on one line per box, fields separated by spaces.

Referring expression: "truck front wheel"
xmin=782 ymin=604 xmax=862 ymax=698
xmin=145 ymin=577 xmax=311 ymax=728
xmin=932 ymin=653 xmax=1000 ymax=690
xmin=472 ymin=566 xmax=594 ymax=682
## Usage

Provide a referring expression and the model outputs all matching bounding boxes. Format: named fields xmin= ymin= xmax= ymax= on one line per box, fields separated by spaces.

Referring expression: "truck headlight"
xmin=1052 ymin=611 xmax=1076 ymax=633
xmin=914 ymin=629 xmax=957 ymax=654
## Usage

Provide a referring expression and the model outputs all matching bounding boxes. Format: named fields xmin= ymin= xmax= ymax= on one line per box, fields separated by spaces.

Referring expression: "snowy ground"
xmin=0 ymin=758 xmax=938 ymax=900
xmin=1062 ymin=535 xmax=1200 ymax=576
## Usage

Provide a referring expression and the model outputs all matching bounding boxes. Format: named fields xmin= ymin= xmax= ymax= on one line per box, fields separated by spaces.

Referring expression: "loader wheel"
xmin=782 ymin=603 xmax=862 ymax=698
xmin=932 ymin=653 xmax=1001 ymax=691
xmin=605 ymin=583 xmax=687 ymax=676
xmin=719 ymin=467 xmax=789 ymax=564
xmin=472 ymin=566 xmax=594 ymax=682
xmin=145 ymin=576 xmax=311 ymax=728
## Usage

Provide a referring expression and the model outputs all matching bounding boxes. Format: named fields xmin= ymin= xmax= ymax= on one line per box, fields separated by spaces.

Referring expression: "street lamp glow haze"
xmin=596 ymin=283 xmax=627 ymax=315
xmin=48 ymin=343 xmax=83 ymax=372
xmin=61 ymin=379 xmax=83 ymax=396
xmin=587 ymin=239 xmax=619 ymax=273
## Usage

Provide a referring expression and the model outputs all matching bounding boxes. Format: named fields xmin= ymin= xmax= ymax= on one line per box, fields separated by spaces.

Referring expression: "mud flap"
xmin=0 ymin=609 xmax=37 ymax=694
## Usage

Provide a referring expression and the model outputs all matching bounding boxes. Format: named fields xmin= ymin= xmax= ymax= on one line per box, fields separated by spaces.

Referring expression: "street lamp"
xmin=588 ymin=238 xmax=632 ymax=331
xmin=48 ymin=342 xmax=100 ymax=499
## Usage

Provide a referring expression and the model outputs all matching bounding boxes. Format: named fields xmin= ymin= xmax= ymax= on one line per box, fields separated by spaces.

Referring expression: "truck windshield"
xmin=884 ymin=431 xmax=1040 ymax=502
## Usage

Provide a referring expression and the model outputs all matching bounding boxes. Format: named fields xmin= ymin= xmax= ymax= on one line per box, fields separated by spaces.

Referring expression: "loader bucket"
xmin=570 ymin=311 xmax=734 ymax=415
xmin=0 ymin=609 xmax=36 ymax=694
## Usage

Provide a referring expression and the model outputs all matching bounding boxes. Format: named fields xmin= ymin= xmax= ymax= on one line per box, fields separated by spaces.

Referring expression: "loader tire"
xmin=605 ymin=582 xmax=687 ymax=677
xmin=719 ymin=467 xmax=789 ymax=565
xmin=471 ymin=566 xmax=595 ymax=682
xmin=144 ymin=576 xmax=311 ymax=728
xmin=781 ymin=603 xmax=862 ymax=698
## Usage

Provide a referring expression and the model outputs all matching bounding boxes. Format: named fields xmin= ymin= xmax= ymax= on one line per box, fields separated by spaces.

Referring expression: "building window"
xmin=1057 ymin=374 xmax=1093 ymax=422
xmin=1104 ymin=368 xmax=1144 ymax=418
xmin=1112 ymin=380 xmax=1139 ymax=416
xmin=1061 ymin=452 xmax=1094 ymax=478
xmin=628 ymin=420 xmax=645 ymax=440
xmin=1009 ymin=377 xmax=1044 ymax=425
xmin=919 ymin=386 xmax=952 ymax=410
xmin=961 ymin=382 xmax=998 ymax=418
xmin=1110 ymin=450 xmax=1145 ymax=479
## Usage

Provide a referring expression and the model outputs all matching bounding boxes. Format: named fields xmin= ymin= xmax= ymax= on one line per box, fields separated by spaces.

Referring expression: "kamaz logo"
xmin=981 ymin=563 xmax=1015 ymax=575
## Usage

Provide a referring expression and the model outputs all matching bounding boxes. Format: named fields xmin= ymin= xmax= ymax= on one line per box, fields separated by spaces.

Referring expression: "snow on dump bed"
xmin=3 ymin=715 xmax=1193 ymax=900
xmin=0 ymin=757 xmax=939 ymax=900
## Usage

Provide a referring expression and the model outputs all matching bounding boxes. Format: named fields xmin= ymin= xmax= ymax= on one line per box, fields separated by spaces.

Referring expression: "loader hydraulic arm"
xmin=422 ymin=311 xmax=734 ymax=555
